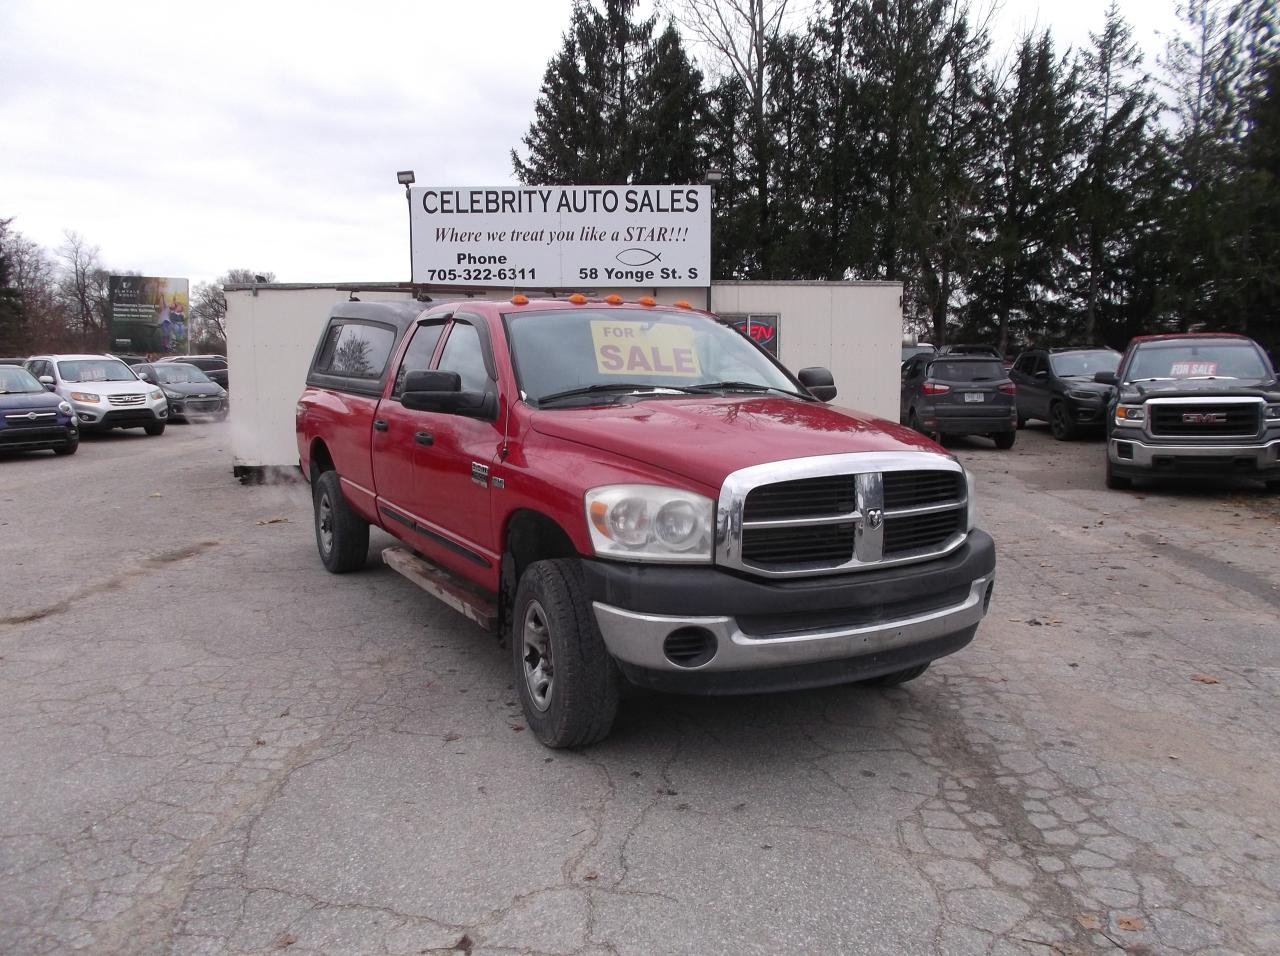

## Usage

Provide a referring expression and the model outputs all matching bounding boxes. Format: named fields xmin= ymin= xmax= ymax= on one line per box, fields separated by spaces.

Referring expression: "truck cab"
xmin=296 ymin=296 xmax=997 ymax=747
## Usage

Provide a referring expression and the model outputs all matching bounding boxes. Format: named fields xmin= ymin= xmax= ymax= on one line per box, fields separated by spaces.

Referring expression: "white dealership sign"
xmin=409 ymin=185 xmax=711 ymax=287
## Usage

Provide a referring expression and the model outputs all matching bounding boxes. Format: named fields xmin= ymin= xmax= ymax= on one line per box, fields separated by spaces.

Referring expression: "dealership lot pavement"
xmin=1 ymin=421 xmax=1278 ymax=955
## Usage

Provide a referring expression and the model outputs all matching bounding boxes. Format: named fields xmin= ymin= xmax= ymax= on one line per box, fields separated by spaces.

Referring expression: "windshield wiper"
xmin=685 ymin=380 xmax=809 ymax=399
xmin=1131 ymin=377 xmax=1174 ymax=383
xmin=536 ymin=382 xmax=695 ymax=406
xmin=1182 ymin=375 xmax=1239 ymax=380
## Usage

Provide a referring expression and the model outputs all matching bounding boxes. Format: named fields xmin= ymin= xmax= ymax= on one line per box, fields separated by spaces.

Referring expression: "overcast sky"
xmin=1 ymin=0 xmax=1180 ymax=287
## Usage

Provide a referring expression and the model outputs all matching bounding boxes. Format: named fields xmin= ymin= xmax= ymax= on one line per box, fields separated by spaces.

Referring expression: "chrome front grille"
xmin=4 ymin=411 xmax=57 ymax=428
xmin=717 ymin=453 xmax=969 ymax=578
xmin=108 ymin=393 xmax=146 ymax=406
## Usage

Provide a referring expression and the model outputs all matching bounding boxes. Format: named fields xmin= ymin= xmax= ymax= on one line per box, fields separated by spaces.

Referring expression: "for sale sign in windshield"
xmin=409 ymin=186 xmax=711 ymax=287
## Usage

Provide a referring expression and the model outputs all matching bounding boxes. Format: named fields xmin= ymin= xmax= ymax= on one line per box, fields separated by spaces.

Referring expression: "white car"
xmin=23 ymin=354 xmax=169 ymax=435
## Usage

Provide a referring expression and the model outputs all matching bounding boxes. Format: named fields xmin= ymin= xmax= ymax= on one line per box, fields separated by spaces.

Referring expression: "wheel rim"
xmin=1051 ymin=405 xmax=1066 ymax=438
xmin=318 ymin=492 xmax=334 ymax=555
xmin=521 ymin=600 xmax=554 ymax=712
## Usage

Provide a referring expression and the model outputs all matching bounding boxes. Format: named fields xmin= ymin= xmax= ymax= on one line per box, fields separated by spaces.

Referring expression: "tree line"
xmin=0 ymin=218 xmax=268 ymax=356
xmin=512 ymin=0 xmax=1280 ymax=357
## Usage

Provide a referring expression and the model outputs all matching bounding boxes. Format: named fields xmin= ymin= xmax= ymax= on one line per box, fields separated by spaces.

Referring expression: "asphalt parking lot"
xmin=1 ymin=421 xmax=1278 ymax=955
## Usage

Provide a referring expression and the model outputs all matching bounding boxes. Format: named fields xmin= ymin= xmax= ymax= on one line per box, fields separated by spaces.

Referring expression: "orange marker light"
xmin=638 ymin=296 xmax=657 ymax=306
xmin=673 ymin=299 xmax=692 ymax=309
xmin=510 ymin=294 xmax=529 ymax=305
xmin=569 ymin=293 xmax=588 ymax=304
xmin=605 ymin=294 xmax=623 ymax=305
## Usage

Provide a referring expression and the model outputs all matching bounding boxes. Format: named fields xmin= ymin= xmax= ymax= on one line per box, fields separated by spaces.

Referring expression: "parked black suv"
xmin=1097 ymin=333 xmax=1280 ymax=490
xmin=1010 ymin=348 xmax=1120 ymax=440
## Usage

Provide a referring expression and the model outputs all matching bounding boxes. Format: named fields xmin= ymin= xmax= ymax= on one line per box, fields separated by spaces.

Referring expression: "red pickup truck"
xmin=296 ymin=295 xmax=996 ymax=747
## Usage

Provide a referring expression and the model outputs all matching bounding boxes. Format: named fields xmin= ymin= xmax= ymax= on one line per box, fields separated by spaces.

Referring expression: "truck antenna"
xmin=499 ymin=395 xmax=511 ymax=461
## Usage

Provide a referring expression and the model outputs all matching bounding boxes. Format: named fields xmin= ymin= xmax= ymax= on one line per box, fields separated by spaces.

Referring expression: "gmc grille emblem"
xmin=1182 ymin=412 xmax=1227 ymax=424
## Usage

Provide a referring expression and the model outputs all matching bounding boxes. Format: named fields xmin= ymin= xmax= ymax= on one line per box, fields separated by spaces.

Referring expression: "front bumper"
xmin=584 ymin=530 xmax=996 ymax=694
xmin=0 ymin=422 xmax=78 ymax=451
xmin=167 ymin=396 xmax=227 ymax=418
xmin=1108 ymin=435 xmax=1280 ymax=475
xmin=70 ymin=399 xmax=168 ymax=429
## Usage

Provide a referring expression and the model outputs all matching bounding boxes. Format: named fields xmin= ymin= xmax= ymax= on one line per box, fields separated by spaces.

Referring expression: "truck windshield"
xmin=1126 ymin=341 xmax=1270 ymax=381
xmin=57 ymin=359 xmax=137 ymax=383
xmin=1050 ymin=350 xmax=1119 ymax=377
xmin=505 ymin=308 xmax=800 ymax=403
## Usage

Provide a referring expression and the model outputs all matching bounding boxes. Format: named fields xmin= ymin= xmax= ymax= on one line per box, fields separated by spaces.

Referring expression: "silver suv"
xmin=23 ymin=354 xmax=169 ymax=435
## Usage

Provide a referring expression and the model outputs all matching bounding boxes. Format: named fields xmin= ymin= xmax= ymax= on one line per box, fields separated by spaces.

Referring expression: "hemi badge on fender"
xmin=471 ymin=462 xmax=490 ymax=487
xmin=492 ymin=477 xmax=505 ymax=489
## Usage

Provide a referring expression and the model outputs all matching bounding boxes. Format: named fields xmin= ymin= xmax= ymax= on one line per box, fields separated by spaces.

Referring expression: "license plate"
xmin=964 ymin=392 xmax=985 ymax=403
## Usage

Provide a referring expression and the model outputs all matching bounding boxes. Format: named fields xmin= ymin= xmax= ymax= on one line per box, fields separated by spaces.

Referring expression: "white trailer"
xmin=225 ymin=280 xmax=902 ymax=478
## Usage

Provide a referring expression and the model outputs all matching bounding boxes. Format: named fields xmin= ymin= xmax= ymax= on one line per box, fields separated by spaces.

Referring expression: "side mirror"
xmin=797 ymin=367 xmax=837 ymax=402
xmin=401 ymin=369 xmax=492 ymax=418
xmin=138 ymin=371 xmax=153 ymax=382
xmin=1093 ymin=371 xmax=1117 ymax=386
xmin=39 ymin=375 xmax=55 ymax=390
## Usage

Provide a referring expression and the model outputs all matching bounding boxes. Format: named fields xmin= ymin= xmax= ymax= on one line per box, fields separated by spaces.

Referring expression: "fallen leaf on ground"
xmin=583 ymin=872 xmax=598 ymax=881
xmin=1117 ymin=915 xmax=1146 ymax=931
xmin=1076 ymin=915 xmax=1100 ymax=930
xmin=148 ymin=492 xmax=163 ymax=498
xmin=256 ymin=516 xmax=289 ymax=525
xmin=272 ymin=933 xmax=297 ymax=949
xmin=444 ymin=732 xmax=461 ymax=742
xmin=1191 ymin=673 xmax=1221 ymax=684
xmin=1168 ymin=754 xmax=1180 ymax=760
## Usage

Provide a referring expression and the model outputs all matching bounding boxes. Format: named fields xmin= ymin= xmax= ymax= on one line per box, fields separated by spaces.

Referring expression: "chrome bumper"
xmin=1108 ymin=435 xmax=1280 ymax=469
xmin=592 ymin=574 xmax=993 ymax=673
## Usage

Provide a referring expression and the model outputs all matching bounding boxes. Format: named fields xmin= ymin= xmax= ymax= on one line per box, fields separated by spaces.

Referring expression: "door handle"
xmin=373 ymin=420 xmax=388 ymax=432
xmin=414 ymin=431 xmax=434 ymax=446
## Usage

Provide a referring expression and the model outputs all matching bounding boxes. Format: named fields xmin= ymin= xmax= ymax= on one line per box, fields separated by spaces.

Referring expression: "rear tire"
xmin=512 ymin=558 xmax=619 ymax=748
xmin=144 ymin=422 xmax=166 ymax=436
xmin=993 ymin=431 xmax=1016 ymax=449
xmin=313 ymin=470 xmax=370 ymax=573
xmin=1105 ymin=456 xmax=1133 ymax=490
xmin=1015 ymin=411 xmax=1027 ymax=429
xmin=1265 ymin=479 xmax=1280 ymax=493
xmin=1049 ymin=401 xmax=1077 ymax=441
xmin=866 ymin=663 xmax=930 ymax=687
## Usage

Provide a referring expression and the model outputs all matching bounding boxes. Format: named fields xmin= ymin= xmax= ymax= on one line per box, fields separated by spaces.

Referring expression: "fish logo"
xmin=615 ymin=248 xmax=661 ymax=267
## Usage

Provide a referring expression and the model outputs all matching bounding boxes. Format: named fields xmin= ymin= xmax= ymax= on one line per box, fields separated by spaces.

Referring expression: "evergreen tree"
xmin=0 ymin=218 xmax=25 ymax=355
xmin=1067 ymin=2 xmax=1167 ymax=346
xmin=512 ymin=1 xmax=705 ymax=186
xmin=966 ymin=33 xmax=1080 ymax=353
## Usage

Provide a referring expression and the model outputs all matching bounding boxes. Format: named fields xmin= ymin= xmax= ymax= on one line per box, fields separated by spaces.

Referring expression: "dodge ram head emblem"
xmin=865 ymin=508 xmax=884 ymax=530
xmin=1182 ymin=412 xmax=1227 ymax=424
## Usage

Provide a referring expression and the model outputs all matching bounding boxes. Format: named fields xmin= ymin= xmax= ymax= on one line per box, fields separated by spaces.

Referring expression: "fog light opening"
xmin=1116 ymin=442 xmax=1135 ymax=461
xmin=663 ymin=627 xmax=717 ymax=668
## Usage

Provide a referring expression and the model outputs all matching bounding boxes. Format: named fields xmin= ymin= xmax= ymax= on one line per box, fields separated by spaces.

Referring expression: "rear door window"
xmin=315 ymin=321 xmax=396 ymax=379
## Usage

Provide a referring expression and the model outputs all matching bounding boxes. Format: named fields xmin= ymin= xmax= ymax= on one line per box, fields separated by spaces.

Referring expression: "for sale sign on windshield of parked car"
xmin=409 ymin=186 xmax=711 ymax=288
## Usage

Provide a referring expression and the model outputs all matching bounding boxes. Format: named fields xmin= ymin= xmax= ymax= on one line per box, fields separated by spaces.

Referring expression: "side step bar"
xmin=382 ymin=546 xmax=498 ymax=632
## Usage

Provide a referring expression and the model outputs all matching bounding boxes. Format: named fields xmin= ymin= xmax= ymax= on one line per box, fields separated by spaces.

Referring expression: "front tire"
xmin=512 ymin=559 xmax=619 ymax=748
xmin=144 ymin=422 xmax=166 ymax=436
xmin=992 ymin=431 xmax=1016 ymax=449
xmin=866 ymin=663 xmax=930 ymax=687
xmin=313 ymin=470 xmax=370 ymax=573
xmin=1049 ymin=402 xmax=1077 ymax=441
xmin=1264 ymin=479 xmax=1280 ymax=493
xmin=53 ymin=438 xmax=79 ymax=456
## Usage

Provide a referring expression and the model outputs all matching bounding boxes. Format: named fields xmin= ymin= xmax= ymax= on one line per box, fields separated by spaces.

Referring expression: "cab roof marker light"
xmin=673 ymin=299 xmax=692 ymax=309
xmin=638 ymin=296 xmax=657 ymax=306
xmin=510 ymin=294 xmax=529 ymax=305
xmin=568 ymin=293 xmax=588 ymax=305
xmin=605 ymin=294 xmax=623 ymax=305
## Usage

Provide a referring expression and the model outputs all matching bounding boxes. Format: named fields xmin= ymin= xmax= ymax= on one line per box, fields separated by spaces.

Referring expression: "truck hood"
xmin=1125 ymin=377 xmax=1279 ymax=400
xmin=530 ymin=396 xmax=943 ymax=488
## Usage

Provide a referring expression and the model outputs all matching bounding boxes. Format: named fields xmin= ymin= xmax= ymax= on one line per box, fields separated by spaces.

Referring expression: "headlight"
xmin=585 ymin=485 xmax=713 ymax=563
xmin=69 ymin=391 xmax=100 ymax=403
xmin=163 ymin=389 xmax=181 ymax=399
xmin=150 ymin=390 xmax=164 ymax=401
xmin=1067 ymin=389 xmax=1099 ymax=401
xmin=57 ymin=401 xmax=73 ymax=414
xmin=1115 ymin=404 xmax=1145 ymax=426
xmin=1266 ymin=403 xmax=1280 ymax=422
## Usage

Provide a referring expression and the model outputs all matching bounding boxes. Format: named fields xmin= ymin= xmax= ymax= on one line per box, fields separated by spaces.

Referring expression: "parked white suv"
xmin=23 ymin=354 xmax=169 ymax=435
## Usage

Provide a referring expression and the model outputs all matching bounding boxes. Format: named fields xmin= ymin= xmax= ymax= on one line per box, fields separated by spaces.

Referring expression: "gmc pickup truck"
xmin=1096 ymin=333 xmax=1280 ymax=490
xmin=296 ymin=296 xmax=996 ymax=747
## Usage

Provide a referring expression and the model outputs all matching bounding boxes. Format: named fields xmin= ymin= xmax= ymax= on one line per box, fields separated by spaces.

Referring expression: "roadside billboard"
xmin=408 ymin=186 xmax=711 ymax=288
xmin=109 ymin=276 xmax=190 ymax=355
